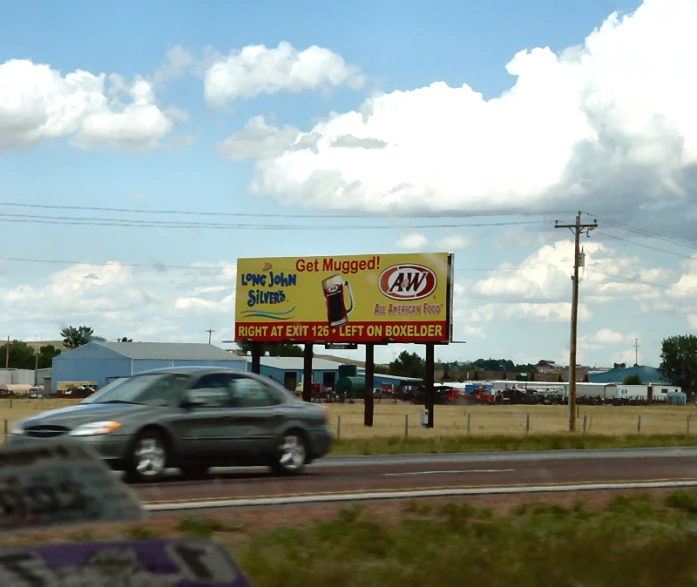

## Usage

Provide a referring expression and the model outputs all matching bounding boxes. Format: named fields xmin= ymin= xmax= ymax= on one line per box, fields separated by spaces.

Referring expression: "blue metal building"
xmin=356 ymin=369 xmax=423 ymax=389
xmin=242 ymin=356 xmax=346 ymax=390
xmin=587 ymin=365 xmax=668 ymax=384
xmin=51 ymin=342 xmax=247 ymax=392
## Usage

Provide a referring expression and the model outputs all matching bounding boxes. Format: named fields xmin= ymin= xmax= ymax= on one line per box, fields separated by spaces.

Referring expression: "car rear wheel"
xmin=126 ymin=430 xmax=168 ymax=483
xmin=270 ymin=431 xmax=307 ymax=476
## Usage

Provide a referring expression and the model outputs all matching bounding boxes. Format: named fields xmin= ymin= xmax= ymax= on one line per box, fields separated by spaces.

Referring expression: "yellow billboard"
xmin=234 ymin=253 xmax=454 ymax=343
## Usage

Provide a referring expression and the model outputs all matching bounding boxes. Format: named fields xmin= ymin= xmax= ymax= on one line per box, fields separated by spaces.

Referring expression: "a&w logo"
xmin=378 ymin=264 xmax=437 ymax=301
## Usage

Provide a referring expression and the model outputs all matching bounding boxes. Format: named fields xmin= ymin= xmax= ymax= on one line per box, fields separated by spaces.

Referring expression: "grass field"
xmin=2 ymin=398 xmax=697 ymax=455
xmin=229 ymin=492 xmax=697 ymax=586
xmin=328 ymin=402 xmax=697 ymax=437
xmin=6 ymin=490 xmax=697 ymax=586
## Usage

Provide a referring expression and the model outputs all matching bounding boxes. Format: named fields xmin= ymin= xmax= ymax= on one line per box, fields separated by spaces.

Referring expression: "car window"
xmin=231 ymin=377 xmax=280 ymax=408
xmin=82 ymin=373 xmax=191 ymax=407
xmin=189 ymin=374 xmax=235 ymax=407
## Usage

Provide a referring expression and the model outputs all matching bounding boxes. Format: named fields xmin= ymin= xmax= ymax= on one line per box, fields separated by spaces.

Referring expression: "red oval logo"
xmin=378 ymin=264 xmax=438 ymax=300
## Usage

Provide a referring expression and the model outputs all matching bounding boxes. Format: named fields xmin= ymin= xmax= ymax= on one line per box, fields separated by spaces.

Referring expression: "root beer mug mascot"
xmin=321 ymin=274 xmax=354 ymax=328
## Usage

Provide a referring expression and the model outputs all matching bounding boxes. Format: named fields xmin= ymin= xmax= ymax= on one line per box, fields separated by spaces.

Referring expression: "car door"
xmin=228 ymin=376 xmax=285 ymax=460
xmin=169 ymin=373 xmax=240 ymax=464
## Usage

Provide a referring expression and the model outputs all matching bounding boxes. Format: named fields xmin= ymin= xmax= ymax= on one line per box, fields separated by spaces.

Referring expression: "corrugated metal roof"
xmin=95 ymin=342 xmax=243 ymax=361
xmin=243 ymin=356 xmax=350 ymax=370
xmin=358 ymin=369 xmax=423 ymax=382
xmin=587 ymin=365 xmax=667 ymax=384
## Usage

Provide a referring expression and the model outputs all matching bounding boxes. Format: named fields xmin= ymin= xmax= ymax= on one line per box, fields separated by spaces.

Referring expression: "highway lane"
xmin=131 ymin=447 xmax=697 ymax=507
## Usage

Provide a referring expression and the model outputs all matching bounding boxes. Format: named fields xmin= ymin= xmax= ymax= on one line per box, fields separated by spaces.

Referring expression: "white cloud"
xmin=204 ymin=41 xmax=366 ymax=106
xmin=579 ymin=328 xmax=635 ymax=351
xmin=151 ymin=45 xmax=195 ymax=88
xmin=245 ymin=0 xmax=697 ymax=215
xmin=453 ymin=300 xmax=591 ymax=325
xmin=394 ymin=232 xmax=429 ymax=250
xmin=218 ymin=116 xmax=300 ymax=161
xmin=436 ymin=234 xmax=476 ymax=250
xmin=0 ymin=262 xmax=237 ymax=342
xmin=0 ymin=60 xmax=176 ymax=151
xmin=473 ymin=239 xmax=672 ymax=305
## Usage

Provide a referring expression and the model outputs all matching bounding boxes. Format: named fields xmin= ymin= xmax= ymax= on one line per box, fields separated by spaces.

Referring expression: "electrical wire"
xmin=0 ymin=256 xmax=552 ymax=273
xmin=0 ymin=211 xmax=545 ymax=231
xmin=595 ymin=230 xmax=697 ymax=262
xmin=0 ymin=200 xmax=571 ymax=220
xmin=583 ymin=211 xmax=697 ymax=251
xmin=584 ymin=267 xmax=697 ymax=295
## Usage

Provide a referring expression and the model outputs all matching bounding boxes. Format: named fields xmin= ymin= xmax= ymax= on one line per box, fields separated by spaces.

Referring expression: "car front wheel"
xmin=270 ymin=431 xmax=307 ymax=476
xmin=126 ymin=430 xmax=168 ymax=483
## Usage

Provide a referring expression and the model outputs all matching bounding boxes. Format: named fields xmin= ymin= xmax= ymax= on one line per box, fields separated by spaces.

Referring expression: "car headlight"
xmin=10 ymin=423 xmax=24 ymax=435
xmin=69 ymin=421 xmax=122 ymax=437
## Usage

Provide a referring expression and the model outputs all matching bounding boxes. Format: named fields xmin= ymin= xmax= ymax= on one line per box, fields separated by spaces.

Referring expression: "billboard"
xmin=234 ymin=253 xmax=454 ymax=343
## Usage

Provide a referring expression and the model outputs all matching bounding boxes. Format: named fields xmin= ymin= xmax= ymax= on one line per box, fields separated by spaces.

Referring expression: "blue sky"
xmin=1 ymin=0 xmax=696 ymax=369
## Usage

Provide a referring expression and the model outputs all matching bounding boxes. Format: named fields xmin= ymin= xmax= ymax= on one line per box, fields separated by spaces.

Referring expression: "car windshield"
xmin=82 ymin=373 xmax=191 ymax=406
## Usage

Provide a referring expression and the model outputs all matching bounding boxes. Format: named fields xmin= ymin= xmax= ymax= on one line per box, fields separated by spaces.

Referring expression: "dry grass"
xmin=327 ymin=402 xmax=697 ymax=438
xmin=1 ymin=398 xmax=696 ymax=442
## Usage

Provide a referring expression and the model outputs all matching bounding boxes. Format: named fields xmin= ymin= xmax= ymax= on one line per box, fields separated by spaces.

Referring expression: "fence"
xmin=2 ymin=398 xmax=697 ymax=444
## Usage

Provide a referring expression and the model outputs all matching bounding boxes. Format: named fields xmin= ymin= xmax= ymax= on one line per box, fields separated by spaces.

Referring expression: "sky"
xmin=1 ymin=0 xmax=696 ymax=369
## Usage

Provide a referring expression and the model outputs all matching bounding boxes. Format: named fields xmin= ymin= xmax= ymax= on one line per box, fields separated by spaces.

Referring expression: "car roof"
xmin=131 ymin=366 xmax=248 ymax=376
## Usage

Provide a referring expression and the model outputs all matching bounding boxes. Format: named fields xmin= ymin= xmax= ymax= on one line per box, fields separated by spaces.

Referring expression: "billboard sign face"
xmin=234 ymin=253 xmax=454 ymax=343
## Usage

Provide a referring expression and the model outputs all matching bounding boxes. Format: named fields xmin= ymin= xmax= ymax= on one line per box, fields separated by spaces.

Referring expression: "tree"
xmin=37 ymin=345 xmax=61 ymax=369
xmin=4 ymin=340 xmax=36 ymax=370
xmin=1 ymin=341 xmax=61 ymax=370
xmin=388 ymin=351 xmax=425 ymax=379
xmin=469 ymin=358 xmax=538 ymax=374
xmin=236 ymin=341 xmax=304 ymax=357
xmin=613 ymin=362 xmax=627 ymax=370
xmin=60 ymin=326 xmax=105 ymax=349
xmin=659 ymin=335 xmax=697 ymax=397
xmin=119 ymin=337 xmax=133 ymax=342
xmin=623 ymin=374 xmax=642 ymax=385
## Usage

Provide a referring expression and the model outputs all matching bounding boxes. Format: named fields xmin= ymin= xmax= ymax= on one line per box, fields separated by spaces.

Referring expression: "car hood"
xmin=17 ymin=402 xmax=156 ymax=429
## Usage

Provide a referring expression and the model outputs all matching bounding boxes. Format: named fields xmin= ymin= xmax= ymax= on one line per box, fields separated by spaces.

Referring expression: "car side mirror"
xmin=180 ymin=392 xmax=205 ymax=409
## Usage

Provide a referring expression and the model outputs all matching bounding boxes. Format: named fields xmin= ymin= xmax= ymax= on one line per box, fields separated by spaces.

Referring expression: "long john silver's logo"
xmin=378 ymin=264 xmax=437 ymax=300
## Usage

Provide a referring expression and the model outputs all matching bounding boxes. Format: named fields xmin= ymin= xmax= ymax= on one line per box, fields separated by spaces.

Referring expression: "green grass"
xmin=230 ymin=491 xmax=697 ymax=587
xmin=329 ymin=433 xmax=697 ymax=456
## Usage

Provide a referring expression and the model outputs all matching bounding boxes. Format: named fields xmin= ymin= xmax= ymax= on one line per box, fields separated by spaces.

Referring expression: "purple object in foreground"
xmin=0 ymin=537 xmax=250 ymax=586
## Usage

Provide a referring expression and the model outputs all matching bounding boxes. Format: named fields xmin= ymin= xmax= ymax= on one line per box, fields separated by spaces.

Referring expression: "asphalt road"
xmin=131 ymin=447 xmax=697 ymax=508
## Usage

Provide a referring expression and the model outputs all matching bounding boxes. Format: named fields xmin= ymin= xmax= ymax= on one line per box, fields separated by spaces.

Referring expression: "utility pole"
xmin=555 ymin=211 xmax=598 ymax=432
xmin=4 ymin=335 xmax=8 ymax=369
xmin=634 ymin=338 xmax=639 ymax=366
xmin=205 ymin=329 xmax=215 ymax=344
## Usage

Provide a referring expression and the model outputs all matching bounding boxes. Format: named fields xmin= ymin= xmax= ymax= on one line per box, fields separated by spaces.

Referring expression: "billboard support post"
xmin=251 ymin=342 xmax=261 ymax=374
xmin=364 ymin=343 xmax=375 ymax=427
xmin=425 ymin=343 xmax=435 ymax=428
xmin=303 ymin=343 xmax=313 ymax=402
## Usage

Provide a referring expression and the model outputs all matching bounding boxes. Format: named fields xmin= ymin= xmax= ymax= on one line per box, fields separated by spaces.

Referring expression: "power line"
xmin=584 ymin=267 xmax=697 ymax=295
xmin=0 ymin=212 xmax=545 ymax=231
xmin=0 ymin=255 xmax=555 ymax=273
xmin=0 ymin=200 xmax=571 ymax=220
xmin=583 ymin=211 xmax=697 ymax=251
xmin=595 ymin=230 xmax=697 ymax=262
